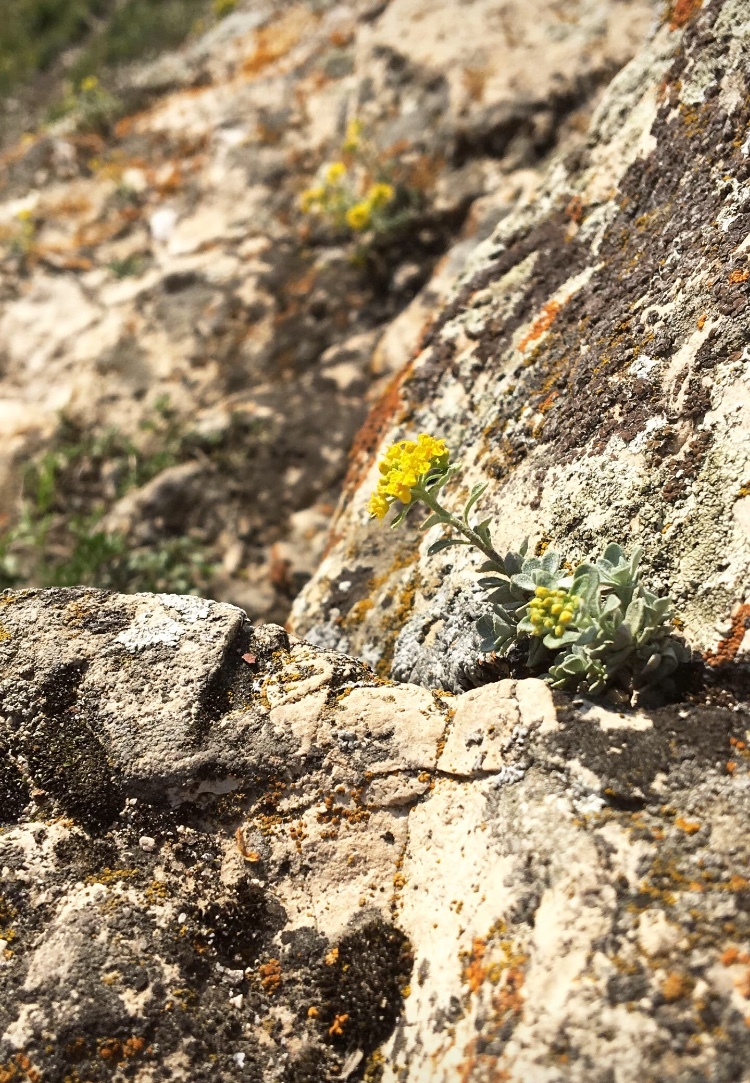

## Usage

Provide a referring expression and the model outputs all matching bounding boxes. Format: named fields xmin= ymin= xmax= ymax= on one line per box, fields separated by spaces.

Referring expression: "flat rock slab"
xmin=1 ymin=589 xmax=749 ymax=1081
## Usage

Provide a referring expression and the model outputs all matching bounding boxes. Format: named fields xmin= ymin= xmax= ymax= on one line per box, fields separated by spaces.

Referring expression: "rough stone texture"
xmin=1 ymin=589 xmax=750 ymax=1082
xmin=0 ymin=0 xmax=656 ymax=621
xmin=291 ymin=0 xmax=750 ymax=691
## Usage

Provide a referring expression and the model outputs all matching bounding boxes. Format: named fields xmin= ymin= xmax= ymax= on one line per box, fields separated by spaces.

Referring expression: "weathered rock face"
xmin=0 ymin=0 xmax=656 ymax=621
xmin=1 ymin=589 xmax=749 ymax=1082
xmin=291 ymin=0 xmax=750 ymax=691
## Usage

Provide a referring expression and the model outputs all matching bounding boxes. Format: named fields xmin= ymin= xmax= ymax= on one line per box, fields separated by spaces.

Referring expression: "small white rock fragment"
xmin=139 ymin=836 xmax=156 ymax=852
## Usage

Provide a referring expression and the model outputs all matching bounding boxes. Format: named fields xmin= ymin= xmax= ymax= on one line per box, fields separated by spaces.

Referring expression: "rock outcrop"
xmin=0 ymin=0 xmax=656 ymax=621
xmin=1 ymin=588 xmax=749 ymax=1082
xmin=291 ymin=0 xmax=750 ymax=693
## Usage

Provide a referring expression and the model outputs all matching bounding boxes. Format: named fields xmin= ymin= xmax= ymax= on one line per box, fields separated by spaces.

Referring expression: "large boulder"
xmin=291 ymin=0 xmax=750 ymax=692
xmin=1 ymin=589 xmax=749 ymax=1082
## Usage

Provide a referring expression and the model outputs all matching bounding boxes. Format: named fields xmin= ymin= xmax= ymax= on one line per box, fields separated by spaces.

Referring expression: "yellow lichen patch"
xmin=84 ymin=868 xmax=139 ymax=886
xmin=0 ymin=624 xmax=11 ymax=642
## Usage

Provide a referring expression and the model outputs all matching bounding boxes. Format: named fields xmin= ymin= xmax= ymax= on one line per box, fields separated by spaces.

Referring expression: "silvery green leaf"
xmin=511 ymin=573 xmax=538 ymax=592
xmin=427 ymin=536 xmax=470 ymax=555
xmin=420 ymin=512 xmax=448 ymax=531
xmin=463 ymin=482 xmax=488 ymax=523
xmin=527 ymin=636 xmax=550 ymax=669
xmin=390 ymin=503 xmax=412 ymax=528
xmin=601 ymin=542 xmax=626 ymax=567
xmin=478 ymin=558 xmax=507 ymax=574
xmin=474 ymin=518 xmax=494 ymax=547
xmin=540 ymin=550 xmax=561 ymax=574
xmin=542 ymin=628 xmax=582 ymax=650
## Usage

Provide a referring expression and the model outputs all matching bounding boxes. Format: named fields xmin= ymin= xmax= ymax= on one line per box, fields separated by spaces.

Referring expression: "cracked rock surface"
xmin=1 ymin=589 xmax=750 ymax=1081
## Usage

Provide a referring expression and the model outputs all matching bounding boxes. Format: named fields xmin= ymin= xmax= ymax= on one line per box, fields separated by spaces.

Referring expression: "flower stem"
xmin=416 ymin=487 xmax=505 ymax=568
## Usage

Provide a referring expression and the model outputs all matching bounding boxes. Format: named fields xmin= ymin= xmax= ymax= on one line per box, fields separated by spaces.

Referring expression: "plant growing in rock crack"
xmin=299 ymin=118 xmax=420 ymax=240
xmin=369 ymin=436 xmax=689 ymax=698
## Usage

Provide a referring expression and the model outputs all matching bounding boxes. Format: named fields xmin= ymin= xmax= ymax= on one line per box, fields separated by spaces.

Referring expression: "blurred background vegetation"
xmin=0 ymin=0 xmax=234 ymax=141
xmin=0 ymin=0 xmax=225 ymax=95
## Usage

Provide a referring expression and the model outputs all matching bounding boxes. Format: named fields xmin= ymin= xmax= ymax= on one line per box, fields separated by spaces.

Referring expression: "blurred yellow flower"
xmin=299 ymin=185 xmax=326 ymax=212
xmin=80 ymin=76 xmax=99 ymax=93
xmin=324 ymin=161 xmax=347 ymax=184
xmin=345 ymin=201 xmax=371 ymax=231
xmin=367 ymin=182 xmax=394 ymax=208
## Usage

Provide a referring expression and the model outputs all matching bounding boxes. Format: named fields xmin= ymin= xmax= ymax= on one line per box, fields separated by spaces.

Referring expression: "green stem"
xmin=416 ymin=487 xmax=505 ymax=568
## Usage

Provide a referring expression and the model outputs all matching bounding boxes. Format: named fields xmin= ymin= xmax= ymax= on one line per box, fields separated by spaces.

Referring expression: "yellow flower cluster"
xmin=344 ymin=183 xmax=395 ymax=231
xmin=528 ymin=587 xmax=579 ymax=638
xmin=368 ymin=434 xmax=449 ymax=519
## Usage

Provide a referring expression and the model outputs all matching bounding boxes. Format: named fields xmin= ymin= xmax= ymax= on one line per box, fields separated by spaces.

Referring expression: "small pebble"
xmin=139 ymin=836 xmax=156 ymax=852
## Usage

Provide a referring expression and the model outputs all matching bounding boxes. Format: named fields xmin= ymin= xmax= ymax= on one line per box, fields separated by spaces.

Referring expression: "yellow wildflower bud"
xmin=554 ymin=624 xmax=564 ymax=637
xmin=368 ymin=493 xmax=390 ymax=519
xmin=534 ymin=586 xmax=550 ymax=598
xmin=554 ymin=589 xmax=566 ymax=598
xmin=544 ymin=618 xmax=555 ymax=630
xmin=80 ymin=76 xmax=99 ymax=92
xmin=16 ymin=208 xmax=33 ymax=222
xmin=368 ymin=182 xmax=395 ymax=209
xmin=346 ymin=202 xmax=371 ymax=231
xmin=325 ymin=161 xmax=347 ymax=184
xmin=550 ymin=603 xmax=563 ymax=616
xmin=558 ymin=610 xmax=573 ymax=625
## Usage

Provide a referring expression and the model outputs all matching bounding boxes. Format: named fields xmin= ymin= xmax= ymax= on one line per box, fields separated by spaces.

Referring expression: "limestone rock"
xmin=1 ymin=589 xmax=749 ymax=1081
xmin=291 ymin=0 xmax=750 ymax=690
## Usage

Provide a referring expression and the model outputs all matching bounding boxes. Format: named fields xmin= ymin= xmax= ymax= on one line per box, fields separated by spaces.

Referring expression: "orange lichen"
xmin=674 ymin=817 xmax=701 ymax=835
xmin=242 ymin=6 xmax=316 ymax=77
xmin=258 ymin=957 xmax=282 ymax=994
xmin=325 ymin=947 xmax=339 ymax=966
xmin=735 ymin=969 xmax=750 ymax=999
xmin=728 ymin=269 xmax=749 ymax=284
xmin=517 ymin=300 xmax=562 ymax=353
xmin=328 ymin=1013 xmax=349 ymax=1036
xmin=462 ymin=937 xmax=488 ymax=994
xmin=668 ymin=0 xmax=702 ymax=31
xmin=696 ymin=314 xmax=707 ymax=329
xmin=705 ymin=604 xmax=750 ymax=667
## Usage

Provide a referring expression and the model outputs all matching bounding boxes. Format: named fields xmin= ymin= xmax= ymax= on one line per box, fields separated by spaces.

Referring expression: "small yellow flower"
xmin=368 ymin=492 xmax=390 ymax=519
xmin=369 ymin=433 xmax=449 ymax=519
xmin=324 ymin=161 xmax=347 ymax=185
xmin=16 ymin=208 xmax=33 ymax=222
xmin=346 ymin=202 xmax=371 ymax=231
xmin=299 ymin=185 xmax=326 ymax=212
xmin=80 ymin=76 xmax=99 ymax=93
xmin=367 ymin=182 xmax=394 ymax=209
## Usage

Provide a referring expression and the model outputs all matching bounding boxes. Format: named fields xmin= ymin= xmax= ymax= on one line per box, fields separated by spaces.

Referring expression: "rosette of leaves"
xmin=476 ymin=542 xmax=688 ymax=695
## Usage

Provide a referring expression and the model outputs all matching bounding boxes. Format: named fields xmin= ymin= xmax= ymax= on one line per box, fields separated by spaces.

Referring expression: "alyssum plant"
xmin=369 ymin=435 xmax=688 ymax=696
